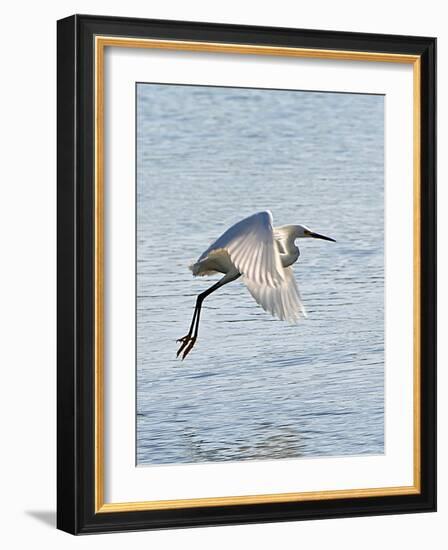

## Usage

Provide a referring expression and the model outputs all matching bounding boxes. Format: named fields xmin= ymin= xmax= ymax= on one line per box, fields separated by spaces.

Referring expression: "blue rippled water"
xmin=136 ymin=84 xmax=384 ymax=465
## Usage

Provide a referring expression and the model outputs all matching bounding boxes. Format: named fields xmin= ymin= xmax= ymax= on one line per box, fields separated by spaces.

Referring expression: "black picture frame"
xmin=57 ymin=14 xmax=436 ymax=535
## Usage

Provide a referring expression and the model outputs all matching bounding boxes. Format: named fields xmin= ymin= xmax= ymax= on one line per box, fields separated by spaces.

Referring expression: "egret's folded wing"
xmin=198 ymin=211 xmax=284 ymax=287
xmin=243 ymin=266 xmax=306 ymax=323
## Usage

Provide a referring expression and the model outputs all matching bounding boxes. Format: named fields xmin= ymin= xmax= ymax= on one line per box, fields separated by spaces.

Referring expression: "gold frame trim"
xmin=94 ymin=36 xmax=421 ymax=513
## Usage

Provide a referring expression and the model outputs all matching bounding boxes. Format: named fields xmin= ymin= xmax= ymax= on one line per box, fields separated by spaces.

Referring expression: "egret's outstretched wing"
xmin=244 ymin=266 xmax=306 ymax=323
xmin=197 ymin=211 xmax=284 ymax=287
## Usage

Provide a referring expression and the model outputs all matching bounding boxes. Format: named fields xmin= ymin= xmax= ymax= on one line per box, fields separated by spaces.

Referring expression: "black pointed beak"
xmin=309 ymin=231 xmax=336 ymax=242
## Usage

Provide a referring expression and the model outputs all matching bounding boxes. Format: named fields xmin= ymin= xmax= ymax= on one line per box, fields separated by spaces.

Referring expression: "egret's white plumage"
xmin=244 ymin=265 xmax=305 ymax=323
xmin=191 ymin=211 xmax=284 ymax=287
xmin=177 ymin=210 xmax=335 ymax=359
xmin=190 ymin=211 xmax=305 ymax=323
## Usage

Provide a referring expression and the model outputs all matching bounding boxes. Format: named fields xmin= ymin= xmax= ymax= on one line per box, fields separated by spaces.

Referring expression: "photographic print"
xmin=136 ymin=83 xmax=384 ymax=466
xmin=57 ymin=16 xmax=436 ymax=533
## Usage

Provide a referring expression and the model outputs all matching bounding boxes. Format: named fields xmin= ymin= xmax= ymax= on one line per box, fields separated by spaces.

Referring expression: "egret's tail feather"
xmin=189 ymin=248 xmax=230 ymax=277
xmin=188 ymin=262 xmax=199 ymax=275
xmin=189 ymin=261 xmax=217 ymax=277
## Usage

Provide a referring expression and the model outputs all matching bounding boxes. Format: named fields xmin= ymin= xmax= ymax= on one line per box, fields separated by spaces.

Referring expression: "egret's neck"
xmin=278 ymin=227 xmax=300 ymax=267
xmin=280 ymin=247 xmax=300 ymax=268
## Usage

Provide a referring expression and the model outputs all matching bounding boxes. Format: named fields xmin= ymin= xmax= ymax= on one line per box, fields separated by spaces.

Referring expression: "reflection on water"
xmin=136 ymin=84 xmax=384 ymax=466
xmin=180 ymin=425 xmax=306 ymax=463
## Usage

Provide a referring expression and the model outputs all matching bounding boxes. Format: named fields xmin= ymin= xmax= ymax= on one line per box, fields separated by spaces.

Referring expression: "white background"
xmin=0 ymin=1 xmax=444 ymax=548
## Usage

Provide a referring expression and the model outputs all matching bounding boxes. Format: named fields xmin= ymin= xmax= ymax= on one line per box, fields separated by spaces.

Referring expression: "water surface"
xmin=136 ymin=84 xmax=384 ymax=465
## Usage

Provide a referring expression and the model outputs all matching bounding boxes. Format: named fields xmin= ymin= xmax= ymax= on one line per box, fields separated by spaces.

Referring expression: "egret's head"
xmin=296 ymin=224 xmax=336 ymax=242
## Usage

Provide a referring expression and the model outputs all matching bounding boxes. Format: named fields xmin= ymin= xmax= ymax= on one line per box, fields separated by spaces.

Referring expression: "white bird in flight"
xmin=177 ymin=210 xmax=335 ymax=359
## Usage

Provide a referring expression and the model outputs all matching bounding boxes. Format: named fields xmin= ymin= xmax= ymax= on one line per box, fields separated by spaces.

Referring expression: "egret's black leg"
xmin=176 ymin=279 xmax=227 ymax=360
xmin=176 ymin=302 xmax=200 ymax=355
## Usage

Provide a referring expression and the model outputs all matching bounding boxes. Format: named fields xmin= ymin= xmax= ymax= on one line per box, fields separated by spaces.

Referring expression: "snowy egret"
xmin=176 ymin=210 xmax=335 ymax=359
